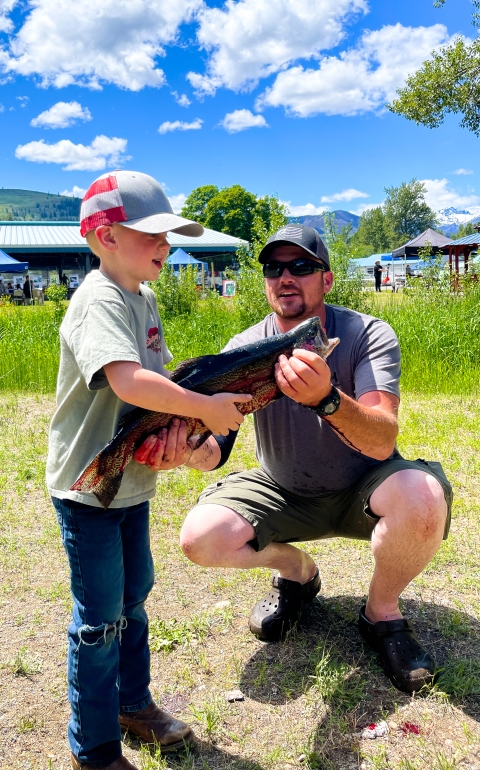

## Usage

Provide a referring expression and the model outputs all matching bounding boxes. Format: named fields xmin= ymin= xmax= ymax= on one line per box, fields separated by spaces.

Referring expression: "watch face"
xmin=323 ymin=402 xmax=337 ymax=415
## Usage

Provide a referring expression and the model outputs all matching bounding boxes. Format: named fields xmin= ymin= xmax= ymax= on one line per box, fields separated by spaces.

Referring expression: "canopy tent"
xmin=168 ymin=248 xmax=203 ymax=266
xmin=391 ymin=228 xmax=452 ymax=259
xmin=442 ymin=232 xmax=479 ymax=280
xmin=0 ymin=249 xmax=28 ymax=272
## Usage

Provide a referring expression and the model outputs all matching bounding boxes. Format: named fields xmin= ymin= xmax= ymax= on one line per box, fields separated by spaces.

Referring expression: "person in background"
xmin=374 ymin=260 xmax=384 ymax=292
xmin=7 ymin=282 xmax=14 ymax=295
xmin=23 ymin=274 xmax=32 ymax=305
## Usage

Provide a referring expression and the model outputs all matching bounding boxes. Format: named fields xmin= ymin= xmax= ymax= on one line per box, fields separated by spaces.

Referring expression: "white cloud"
xmin=15 ymin=135 xmax=129 ymax=171
xmin=31 ymin=101 xmax=92 ymax=128
xmin=220 ymin=109 xmax=268 ymax=133
xmin=283 ymin=201 xmax=328 ymax=216
xmin=16 ymin=95 xmax=28 ymax=106
xmin=158 ymin=118 xmax=203 ymax=133
xmin=0 ymin=0 xmax=17 ymax=32
xmin=188 ymin=0 xmax=367 ymax=95
xmin=1 ymin=0 xmax=202 ymax=91
xmin=321 ymin=188 xmax=368 ymax=203
xmin=421 ymin=178 xmax=480 ymax=210
xmin=257 ymin=23 xmax=451 ymax=117
xmin=168 ymin=193 xmax=187 ymax=213
xmin=60 ymin=185 xmax=87 ymax=198
xmin=172 ymin=91 xmax=191 ymax=107
xmin=0 ymin=103 xmax=4 ymax=113
xmin=453 ymin=168 xmax=473 ymax=175
xmin=349 ymin=202 xmax=383 ymax=215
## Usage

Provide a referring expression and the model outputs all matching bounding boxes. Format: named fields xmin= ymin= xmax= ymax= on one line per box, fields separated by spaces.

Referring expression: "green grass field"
xmin=0 ymin=285 xmax=479 ymax=768
xmin=1 ymin=285 xmax=480 ymax=394
xmin=0 ymin=394 xmax=479 ymax=769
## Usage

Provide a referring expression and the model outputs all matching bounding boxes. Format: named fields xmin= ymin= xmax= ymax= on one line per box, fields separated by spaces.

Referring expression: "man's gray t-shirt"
xmin=46 ymin=270 xmax=172 ymax=508
xmin=223 ymin=305 xmax=400 ymax=495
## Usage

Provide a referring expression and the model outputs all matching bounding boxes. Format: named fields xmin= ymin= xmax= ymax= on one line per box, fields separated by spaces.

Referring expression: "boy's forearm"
xmin=104 ymin=361 xmax=208 ymax=418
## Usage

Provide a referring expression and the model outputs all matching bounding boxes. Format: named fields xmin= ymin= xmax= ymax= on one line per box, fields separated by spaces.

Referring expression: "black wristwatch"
xmin=309 ymin=385 xmax=341 ymax=417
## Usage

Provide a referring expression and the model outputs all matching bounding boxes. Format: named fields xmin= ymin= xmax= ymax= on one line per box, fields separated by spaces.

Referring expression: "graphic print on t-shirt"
xmin=146 ymin=327 xmax=161 ymax=353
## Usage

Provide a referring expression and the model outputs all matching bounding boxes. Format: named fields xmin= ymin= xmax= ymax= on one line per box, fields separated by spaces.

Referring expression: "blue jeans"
xmin=52 ymin=497 xmax=155 ymax=767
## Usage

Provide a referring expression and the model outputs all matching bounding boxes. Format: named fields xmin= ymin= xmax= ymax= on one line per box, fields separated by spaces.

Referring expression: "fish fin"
xmin=324 ymin=337 xmax=340 ymax=359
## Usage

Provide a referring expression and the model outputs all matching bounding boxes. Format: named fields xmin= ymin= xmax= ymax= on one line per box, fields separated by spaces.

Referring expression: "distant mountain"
xmin=289 ymin=210 xmax=361 ymax=235
xmin=437 ymin=206 xmax=480 ymax=235
xmin=0 ymin=188 xmax=81 ymax=221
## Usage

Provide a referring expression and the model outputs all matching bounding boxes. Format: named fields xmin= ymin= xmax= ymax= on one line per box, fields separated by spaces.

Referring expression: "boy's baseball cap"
xmin=257 ymin=224 xmax=330 ymax=270
xmin=80 ymin=170 xmax=203 ymax=238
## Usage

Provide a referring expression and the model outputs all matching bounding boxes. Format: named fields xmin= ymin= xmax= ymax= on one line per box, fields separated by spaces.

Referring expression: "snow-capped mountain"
xmin=437 ymin=207 xmax=480 ymax=235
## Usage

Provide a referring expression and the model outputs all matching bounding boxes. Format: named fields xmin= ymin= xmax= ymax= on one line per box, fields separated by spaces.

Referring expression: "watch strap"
xmin=309 ymin=385 xmax=341 ymax=417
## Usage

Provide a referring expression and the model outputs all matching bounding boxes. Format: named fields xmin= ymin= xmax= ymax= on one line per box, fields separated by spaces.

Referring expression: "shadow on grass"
xmin=239 ymin=595 xmax=480 ymax=723
xmin=128 ymin=736 xmax=268 ymax=770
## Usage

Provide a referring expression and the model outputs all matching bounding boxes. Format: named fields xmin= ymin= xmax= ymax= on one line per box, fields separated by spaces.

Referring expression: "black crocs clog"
xmin=249 ymin=568 xmax=321 ymax=642
xmin=358 ymin=604 xmax=437 ymax=693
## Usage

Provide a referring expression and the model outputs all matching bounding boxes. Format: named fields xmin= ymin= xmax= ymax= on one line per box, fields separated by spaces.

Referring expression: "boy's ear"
xmin=95 ymin=225 xmax=118 ymax=252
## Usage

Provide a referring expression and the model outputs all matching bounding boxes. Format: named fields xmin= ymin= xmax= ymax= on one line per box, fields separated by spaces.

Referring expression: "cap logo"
xmin=277 ymin=225 xmax=304 ymax=240
xmin=80 ymin=173 xmax=128 ymax=237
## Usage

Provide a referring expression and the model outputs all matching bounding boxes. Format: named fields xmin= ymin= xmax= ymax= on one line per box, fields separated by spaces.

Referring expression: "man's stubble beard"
xmin=269 ymin=294 xmax=307 ymax=319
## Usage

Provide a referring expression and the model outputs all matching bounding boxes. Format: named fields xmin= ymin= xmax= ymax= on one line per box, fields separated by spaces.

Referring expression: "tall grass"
xmin=1 ymin=278 xmax=479 ymax=395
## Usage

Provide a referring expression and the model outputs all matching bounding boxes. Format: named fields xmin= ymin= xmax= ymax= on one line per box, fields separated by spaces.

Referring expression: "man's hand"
xmin=275 ymin=348 xmax=332 ymax=407
xmin=133 ymin=418 xmax=193 ymax=471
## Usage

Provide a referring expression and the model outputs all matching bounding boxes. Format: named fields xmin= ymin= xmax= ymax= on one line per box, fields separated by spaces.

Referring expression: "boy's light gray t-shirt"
xmin=223 ymin=305 xmax=401 ymax=495
xmin=46 ymin=270 xmax=172 ymax=508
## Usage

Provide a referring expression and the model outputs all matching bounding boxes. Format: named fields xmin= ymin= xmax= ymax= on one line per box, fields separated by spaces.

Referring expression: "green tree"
xmin=234 ymin=195 xmax=288 ymax=327
xmin=456 ymin=221 xmax=477 ymax=238
xmin=383 ymin=179 xmax=437 ymax=243
xmin=180 ymin=185 xmax=219 ymax=224
xmin=388 ymin=2 xmax=480 ymax=134
xmin=352 ymin=207 xmax=393 ymax=254
xmin=323 ymin=213 xmax=371 ymax=313
xmin=204 ymin=185 xmax=258 ymax=241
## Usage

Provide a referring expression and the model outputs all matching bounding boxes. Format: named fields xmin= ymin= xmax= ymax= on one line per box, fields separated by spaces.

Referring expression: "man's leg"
xmin=180 ymin=505 xmax=316 ymax=583
xmin=365 ymin=468 xmax=447 ymax=623
xmin=181 ymin=505 xmax=319 ymax=642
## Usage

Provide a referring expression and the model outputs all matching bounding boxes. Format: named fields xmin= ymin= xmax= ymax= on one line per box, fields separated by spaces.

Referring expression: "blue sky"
xmin=0 ymin=0 xmax=477 ymax=216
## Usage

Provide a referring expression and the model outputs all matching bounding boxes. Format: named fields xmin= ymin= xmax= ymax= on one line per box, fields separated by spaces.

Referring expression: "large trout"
xmin=71 ymin=316 xmax=339 ymax=508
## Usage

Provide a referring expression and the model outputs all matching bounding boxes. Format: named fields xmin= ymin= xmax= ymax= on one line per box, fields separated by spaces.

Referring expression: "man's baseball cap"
xmin=80 ymin=170 xmax=203 ymax=238
xmin=258 ymin=224 xmax=330 ymax=269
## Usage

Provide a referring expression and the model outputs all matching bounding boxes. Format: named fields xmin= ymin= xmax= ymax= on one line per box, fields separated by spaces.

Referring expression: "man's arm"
xmin=275 ymin=349 xmax=398 ymax=461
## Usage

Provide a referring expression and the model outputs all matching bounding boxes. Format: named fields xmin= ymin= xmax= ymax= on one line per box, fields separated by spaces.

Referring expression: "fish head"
xmin=293 ymin=316 xmax=340 ymax=359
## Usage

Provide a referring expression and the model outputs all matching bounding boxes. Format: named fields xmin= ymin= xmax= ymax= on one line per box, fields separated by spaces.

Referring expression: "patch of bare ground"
xmin=0 ymin=394 xmax=479 ymax=770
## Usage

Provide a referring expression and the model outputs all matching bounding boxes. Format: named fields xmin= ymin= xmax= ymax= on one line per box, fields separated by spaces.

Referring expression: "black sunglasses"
xmin=262 ymin=258 xmax=327 ymax=279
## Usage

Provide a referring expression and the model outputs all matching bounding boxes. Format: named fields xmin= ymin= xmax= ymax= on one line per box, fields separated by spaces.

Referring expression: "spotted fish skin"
xmin=71 ymin=316 xmax=339 ymax=508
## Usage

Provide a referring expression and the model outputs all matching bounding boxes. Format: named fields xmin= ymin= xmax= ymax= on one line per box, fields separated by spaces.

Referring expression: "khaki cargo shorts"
xmin=196 ymin=456 xmax=453 ymax=552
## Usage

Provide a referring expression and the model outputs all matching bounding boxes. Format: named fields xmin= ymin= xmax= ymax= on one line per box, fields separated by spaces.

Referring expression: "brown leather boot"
xmin=71 ymin=754 xmax=138 ymax=769
xmin=119 ymin=701 xmax=194 ymax=753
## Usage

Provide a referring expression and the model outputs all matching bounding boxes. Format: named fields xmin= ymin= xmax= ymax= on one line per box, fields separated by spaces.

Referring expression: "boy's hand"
xmin=201 ymin=392 xmax=252 ymax=436
xmin=133 ymin=418 xmax=193 ymax=471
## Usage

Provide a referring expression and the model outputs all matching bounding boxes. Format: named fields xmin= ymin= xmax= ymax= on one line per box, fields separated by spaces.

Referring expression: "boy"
xmin=46 ymin=170 xmax=251 ymax=770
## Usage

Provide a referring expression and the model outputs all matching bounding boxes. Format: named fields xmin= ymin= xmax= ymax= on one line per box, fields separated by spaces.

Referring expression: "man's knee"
xmin=371 ymin=469 xmax=447 ymax=537
xmin=180 ymin=504 xmax=254 ymax=566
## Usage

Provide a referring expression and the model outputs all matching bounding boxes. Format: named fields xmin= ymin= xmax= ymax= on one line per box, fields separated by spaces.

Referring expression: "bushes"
xmin=1 ymin=257 xmax=479 ymax=395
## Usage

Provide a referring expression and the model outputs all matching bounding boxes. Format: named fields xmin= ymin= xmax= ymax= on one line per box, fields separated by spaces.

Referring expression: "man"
xmin=373 ymin=260 xmax=384 ymax=292
xmin=168 ymin=224 xmax=453 ymax=696
xmin=23 ymin=274 xmax=32 ymax=305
